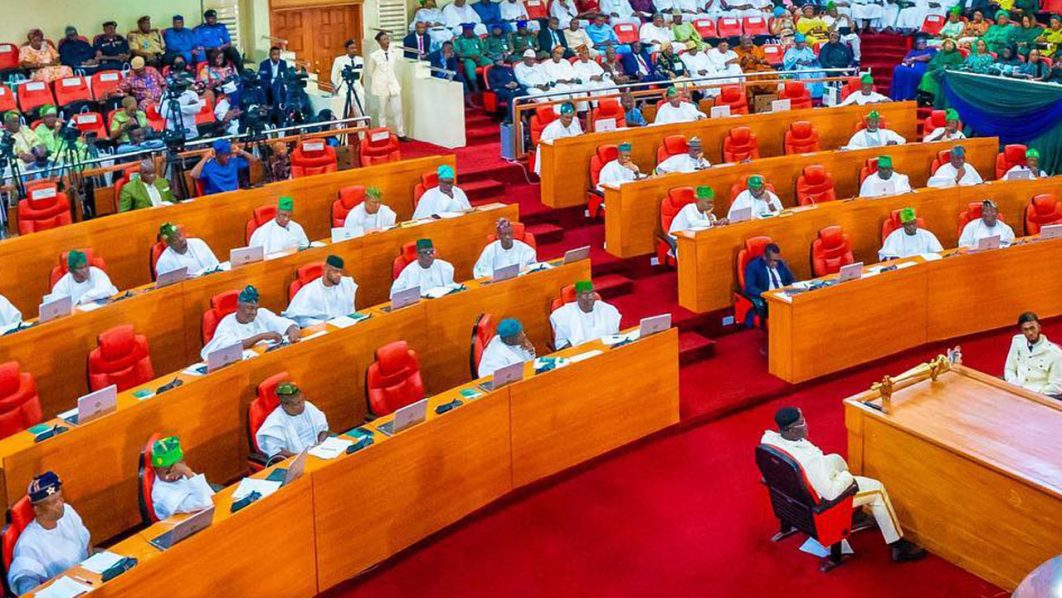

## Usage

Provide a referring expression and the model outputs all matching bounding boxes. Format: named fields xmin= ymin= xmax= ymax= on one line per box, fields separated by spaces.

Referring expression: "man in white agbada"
xmin=474 ymin=218 xmax=539 ymax=278
xmin=705 ymin=39 xmax=744 ymax=86
xmin=601 ymin=0 xmax=642 ymax=26
xmin=845 ymin=110 xmax=906 ymax=148
xmin=958 ymin=199 xmax=1015 ymax=248
xmin=7 ymin=471 xmax=91 ymax=596
xmin=923 ymin=109 xmax=965 ymax=141
xmin=411 ymin=0 xmax=453 ymax=50
xmin=1005 ymin=148 xmax=1048 ymax=179
xmin=728 ymin=175 xmax=782 ymax=220
xmin=859 ymin=155 xmax=911 ymax=197
xmin=534 ymin=101 xmax=582 ymax=175
xmin=249 ymin=196 xmax=310 ymax=255
xmin=201 ymin=285 xmax=301 ymax=360
xmin=47 ymin=250 xmax=118 ymax=306
xmin=669 ymin=185 xmax=725 ymax=240
xmin=391 ymin=238 xmax=457 ymax=295
xmin=500 ymin=0 xmax=533 ymax=29
xmin=443 ymin=0 xmax=488 ymax=36
xmin=1004 ymin=312 xmax=1062 ymax=398
xmin=550 ymin=0 xmax=579 ymax=28
xmin=256 ymin=382 xmax=331 ymax=458
xmin=879 ymin=207 xmax=943 ymax=260
xmin=680 ymin=42 xmax=713 ymax=78
xmin=929 ymin=145 xmax=983 ymax=188
xmin=331 ymin=40 xmax=367 ymax=116
xmin=639 ymin=13 xmax=674 ymax=51
xmin=540 ymin=45 xmax=588 ymax=109
xmin=284 ymin=255 xmax=358 ymax=326
xmin=514 ymin=49 xmax=553 ymax=103
xmin=656 ymin=136 xmax=711 ymax=174
xmin=838 ymin=74 xmax=890 ymax=106
xmin=572 ymin=45 xmax=613 ymax=98
xmin=343 ymin=186 xmax=397 ymax=233
xmin=550 ymin=280 xmax=622 ymax=348
xmin=653 ymin=87 xmax=706 ymax=124
xmin=760 ymin=407 xmax=928 ymax=562
xmin=478 ymin=317 xmax=536 ymax=377
xmin=156 ymin=223 xmax=220 ymax=278
xmin=597 ymin=141 xmax=642 ymax=191
xmin=851 ymin=0 xmax=887 ymax=29
xmin=149 ymin=436 xmax=215 ymax=521
xmin=413 ymin=164 xmax=473 ymax=219
xmin=0 ymin=293 xmax=23 ymax=332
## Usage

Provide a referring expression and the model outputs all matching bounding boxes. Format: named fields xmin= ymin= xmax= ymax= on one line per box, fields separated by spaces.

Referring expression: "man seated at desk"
xmin=201 ymin=285 xmax=300 ymax=360
xmin=742 ymin=242 xmax=793 ymax=327
xmin=473 ymin=218 xmax=538 ymax=278
xmin=534 ymin=102 xmax=582 ymax=176
xmin=479 ymin=318 xmax=536 ymax=377
xmin=119 ymin=160 xmax=175 ymax=212
xmin=150 ymin=436 xmax=215 ymax=520
xmin=859 ymin=155 xmax=911 ymax=198
xmin=249 ymin=196 xmax=310 ymax=255
xmin=1005 ymin=148 xmax=1048 ymax=179
xmin=928 ymin=145 xmax=982 ymax=188
xmin=845 ymin=110 xmax=906 ymax=148
xmin=284 ymin=255 xmax=358 ymax=327
xmin=879 ymin=207 xmax=942 ymax=260
xmin=958 ymin=199 xmax=1014 ymax=248
xmin=597 ymin=142 xmax=642 ymax=192
xmin=761 ymin=407 xmax=927 ymax=562
xmin=343 ymin=187 xmax=397 ymax=233
xmin=838 ymin=74 xmax=890 ymax=106
xmin=669 ymin=186 xmax=725 ymax=240
xmin=655 ymin=136 xmax=711 ymax=174
xmin=1004 ymin=312 xmax=1062 ymax=399
xmin=391 ymin=239 xmax=457 ymax=296
xmin=923 ymin=109 xmax=965 ymax=142
xmin=0 ymin=293 xmax=23 ymax=332
xmin=256 ymin=382 xmax=331 ymax=459
xmin=7 ymin=472 xmax=91 ymax=596
xmin=47 ymin=250 xmax=119 ymax=306
xmin=653 ymin=87 xmax=706 ymax=125
xmin=549 ymin=280 xmax=622 ymax=348
xmin=413 ymin=164 xmax=473 ymax=220
xmin=728 ymin=175 xmax=782 ymax=220
xmin=156 ymin=223 xmax=221 ymax=278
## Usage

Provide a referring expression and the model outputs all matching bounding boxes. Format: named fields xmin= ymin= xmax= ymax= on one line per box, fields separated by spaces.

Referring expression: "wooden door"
xmin=270 ymin=2 xmax=362 ymax=85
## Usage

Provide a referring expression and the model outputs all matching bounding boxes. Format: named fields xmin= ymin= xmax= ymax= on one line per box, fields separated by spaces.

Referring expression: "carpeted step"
xmin=592 ymin=273 xmax=634 ymax=299
xmin=463 ymin=179 xmax=506 ymax=201
xmin=526 ymin=223 xmax=564 ymax=245
xmin=466 ymin=128 xmax=498 ymax=145
xmin=678 ymin=331 xmax=717 ymax=365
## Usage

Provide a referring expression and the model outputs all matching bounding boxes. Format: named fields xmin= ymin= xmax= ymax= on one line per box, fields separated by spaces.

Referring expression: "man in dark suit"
xmin=536 ymin=17 xmax=572 ymax=59
xmin=258 ymin=46 xmax=288 ymax=105
xmin=487 ymin=57 xmax=525 ymax=122
xmin=620 ymin=41 xmax=664 ymax=83
xmin=742 ymin=243 xmax=795 ymax=328
xmin=429 ymin=41 xmax=474 ymax=107
xmin=404 ymin=21 xmax=432 ymax=60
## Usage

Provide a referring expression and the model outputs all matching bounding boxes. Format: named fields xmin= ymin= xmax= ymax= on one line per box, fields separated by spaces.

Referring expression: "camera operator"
xmin=331 ymin=39 xmax=366 ymax=118
xmin=161 ymin=75 xmax=205 ymax=141
xmin=214 ymin=79 xmax=244 ymax=136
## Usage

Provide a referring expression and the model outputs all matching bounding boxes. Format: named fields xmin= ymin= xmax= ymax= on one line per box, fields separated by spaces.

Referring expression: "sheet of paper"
xmin=328 ymin=315 xmax=361 ymax=329
xmin=437 ymin=211 xmax=464 ymax=219
xmin=601 ymin=332 xmax=637 ymax=346
xmin=232 ymin=478 xmax=281 ymax=501
xmin=34 ymin=576 xmax=93 ymax=598
xmin=309 ymin=437 xmax=354 ymax=460
xmin=181 ymin=363 xmax=208 ymax=376
xmin=799 ymin=537 xmax=853 ymax=557
xmin=423 ymin=284 xmax=461 ymax=299
xmin=918 ymin=253 xmax=943 ymax=262
xmin=569 ymin=349 xmax=603 ymax=363
xmin=309 ymin=241 xmax=327 ymax=248
xmin=76 ymin=302 xmax=103 ymax=313
xmin=216 ymin=261 xmax=232 ymax=271
xmin=301 ymin=330 xmax=327 ymax=342
xmin=80 ymin=550 xmax=125 ymax=574
xmin=57 ymin=407 xmax=78 ymax=420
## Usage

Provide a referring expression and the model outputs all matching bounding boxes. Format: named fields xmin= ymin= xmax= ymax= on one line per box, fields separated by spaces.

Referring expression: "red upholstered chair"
xmin=853 ymin=114 xmax=889 ymax=132
xmin=693 ymin=18 xmax=717 ymax=38
xmin=413 ymin=171 xmax=441 ymax=212
xmin=657 ymin=186 xmax=697 ymax=267
xmin=149 ymin=240 xmax=167 ymax=281
xmin=921 ymin=14 xmax=946 ymax=35
xmin=656 ymin=135 xmax=688 ymax=164
xmin=16 ymin=80 xmax=55 ymax=115
xmin=248 ymin=372 xmax=289 ymax=470
xmin=68 ymin=111 xmax=107 ymax=138
xmin=0 ymin=43 xmax=19 ymax=73
xmin=743 ymin=16 xmax=770 ymax=36
xmin=49 ymin=249 xmax=106 ymax=288
xmin=291 ymin=140 xmax=338 ymax=178
xmin=359 ymin=128 xmax=401 ymax=165
xmin=0 ymin=363 xmax=42 ymax=441
xmin=755 ymin=444 xmax=859 ymax=571
xmin=921 ymin=109 xmax=961 ymax=141
xmin=245 ymin=205 xmax=276 ymax=244
xmin=549 ymin=284 xmax=600 ymax=314
xmin=526 ymin=0 xmax=548 ymax=19
xmin=881 ymin=209 xmax=926 ymax=242
xmin=17 ymin=181 xmax=71 ymax=234
xmin=858 ymin=157 xmax=880 ymax=184
xmin=202 ymin=290 xmax=240 ymax=346
xmin=333 ymin=186 xmax=365 ymax=227
xmin=111 ymin=164 xmax=141 ymax=206
xmin=723 ymin=126 xmax=759 ymax=162
xmin=929 ymin=149 xmax=953 ymax=174
xmin=778 ymin=81 xmax=812 ymax=110
xmin=613 ymin=23 xmax=639 ymax=44
xmin=0 ymin=86 xmax=16 ymax=115
xmin=2 ymin=496 xmax=35 ymax=591
xmin=587 ymin=144 xmax=618 ymax=219
xmin=528 ymin=105 xmax=559 ymax=172
xmin=193 ymin=94 xmax=215 ymax=126
xmin=839 ymin=76 xmax=861 ymax=101
xmin=714 ymin=85 xmax=749 ymax=115
xmin=762 ymin=44 xmax=784 ymax=66
xmin=486 ymin=221 xmax=537 ymax=249
xmin=811 ymin=226 xmax=854 ymax=276
xmin=90 ymin=70 xmax=124 ymax=101
xmin=470 ymin=313 xmax=496 ymax=377
xmin=796 ymin=165 xmax=836 ymax=206
xmin=590 ymin=97 xmax=624 ymax=131
xmin=52 ymin=75 xmax=92 ymax=109
xmin=729 ymin=175 xmax=777 ymax=201
xmin=717 ymin=17 xmax=743 ymax=38
xmin=143 ymin=101 xmax=165 ymax=132
xmin=366 ymin=341 xmax=426 ymax=416
xmin=392 ymin=242 xmax=442 ymax=280
xmin=1026 ymin=193 xmax=1062 ymax=235
xmin=734 ymin=236 xmax=772 ymax=327
xmin=137 ymin=432 xmax=163 ymax=524
xmin=87 ymin=325 xmax=155 ymax=392
xmin=784 ymin=121 xmax=820 ymax=155
xmin=956 ymin=202 xmax=1006 ymax=236
xmin=996 ymin=144 xmax=1028 ymax=179
xmin=288 ymin=262 xmax=324 ymax=301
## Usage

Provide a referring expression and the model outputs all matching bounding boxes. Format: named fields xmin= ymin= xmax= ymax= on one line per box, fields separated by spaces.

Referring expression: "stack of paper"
xmin=423 ymin=284 xmax=462 ymax=299
xmin=35 ymin=577 xmax=92 ymax=598
xmin=308 ymin=437 xmax=354 ymax=460
xmin=232 ymin=478 xmax=281 ymax=501
xmin=80 ymin=550 xmax=125 ymax=574
xmin=569 ymin=349 xmax=603 ymax=363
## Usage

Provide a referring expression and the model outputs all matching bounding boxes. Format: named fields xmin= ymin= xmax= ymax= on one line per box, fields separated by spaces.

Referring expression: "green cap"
xmin=366 ymin=186 xmax=382 ymax=199
xmin=326 ymin=254 xmax=344 ymax=269
xmin=151 ymin=436 xmax=183 ymax=468
xmin=40 ymin=104 xmax=58 ymax=117
xmin=559 ymin=102 xmax=575 ymax=115
xmin=899 ymin=207 xmax=916 ymax=223
xmin=861 ymin=74 xmax=874 ymax=85
xmin=1026 ymin=148 xmax=1040 ymax=160
xmin=159 ymin=222 xmax=179 ymax=240
xmin=416 ymin=238 xmax=433 ymax=251
xmin=238 ymin=285 xmax=259 ymax=303
xmin=437 ymin=164 xmax=455 ymax=180
xmin=996 ymin=9 xmax=1009 ymax=19
xmin=696 ymin=185 xmax=714 ymax=199
xmin=945 ymin=108 xmax=959 ymax=122
xmin=3 ymin=111 xmax=19 ymax=123
xmin=67 ymin=250 xmax=87 ymax=269
xmin=574 ymin=280 xmax=594 ymax=293
xmin=827 ymin=1 xmax=836 ymax=8
xmin=276 ymin=382 xmax=300 ymax=396
xmin=666 ymin=86 xmax=679 ymax=98
xmin=618 ymin=142 xmax=632 ymax=152
xmin=497 ymin=318 xmax=522 ymax=338
xmin=951 ymin=145 xmax=965 ymax=157
xmin=747 ymin=175 xmax=764 ymax=189
xmin=877 ymin=155 xmax=892 ymax=168
xmin=278 ymin=196 xmax=294 ymax=211
xmin=867 ymin=110 xmax=880 ymax=120
xmin=950 ymin=5 xmax=962 ymax=14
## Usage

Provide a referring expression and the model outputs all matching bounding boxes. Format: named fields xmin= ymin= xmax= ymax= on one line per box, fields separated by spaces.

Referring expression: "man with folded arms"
xmin=846 ymin=110 xmax=906 ymax=148
xmin=479 ymin=318 xmax=536 ymax=377
xmin=1004 ymin=312 xmax=1062 ymax=398
xmin=284 ymin=255 xmax=358 ymax=326
xmin=928 ymin=145 xmax=982 ymax=188
xmin=156 ymin=223 xmax=220 ymax=278
xmin=343 ymin=187 xmax=397 ymax=233
xmin=249 ymin=196 xmax=309 ymax=254
xmin=728 ymin=175 xmax=782 ymax=220
xmin=48 ymin=250 xmax=118 ymax=306
xmin=392 ymin=239 xmax=457 ymax=295
xmin=655 ymin=136 xmax=710 ymax=174
xmin=859 ymin=155 xmax=911 ymax=198
xmin=550 ymin=280 xmax=622 ymax=348
xmin=879 ymin=207 xmax=942 ymax=260
xmin=149 ymin=436 xmax=215 ymax=520
xmin=256 ymin=382 xmax=331 ymax=459
xmin=413 ymin=164 xmax=473 ymax=219
xmin=958 ymin=199 xmax=1014 ymax=248
xmin=473 ymin=218 xmax=538 ymax=278
xmin=201 ymin=285 xmax=300 ymax=360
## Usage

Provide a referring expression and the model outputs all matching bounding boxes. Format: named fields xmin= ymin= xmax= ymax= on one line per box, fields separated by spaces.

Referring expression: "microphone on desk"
xmin=230 ymin=490 xmax=262 ymax=513
xmin=434 ymin=399 xmax=464 ymax=415
xmin=346 ymin=436 xmax=375 ymax=454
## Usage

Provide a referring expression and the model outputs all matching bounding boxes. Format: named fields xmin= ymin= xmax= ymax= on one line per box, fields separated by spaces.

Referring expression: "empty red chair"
xmin=0 ymin=362 xmax=42 ymax=441
xmin=743 ymin=16 xmax=770 ymax=36
xmin=796 ymin=165 xmax=836 ymax=206
xmin=784 ymin=121 xmax=820 ymax=154
xmin=288 ymin=262 xmax=324 ymax=301
xmin=859 ymin=157 xmax=880 ymax=183
xmin=929 ymin=149 xmax=952 ymax=174
xmin=839 ymin=76 xmax=862 ymax=101
xmin=811 ymin=226 xmax=854 ymax=276
xmin=137 ymin=432 xmax=163 ymax=524
xmin=717 ymin=17 xmax=742 ymax=38
xmin=470 ymin=313 xmax=496 ymax=377
xmin=49 ymin=248 xmax=106 ymax=287
xmin=291 ymin=140 xmax=338 ymax=178
xmin=0 ymin=43 xmax=19 ymax=72
xmin=245 ymin=205 xmax=276 ymax=244
xmin=853 ymin=114 xmax=889 ymax=132
xmin=359 ymin=128 xmax=401 ymax=165
xmin=485 ymin=221 xmax=537 ymax=249
xmin=587 ymin=144 xmax=618 ymax=218
xmin=194 ymin=94 xmax=215 ymax=126
xmin=723 ymin=126 xmax=760 ymax=162
xmin=590 ymin=97 xmax=624 ymax=131
xmin=921 ymin=14 xmax=946 ymax=36
xmin=90 ymin=70 xmax=124 ymax=101
xmin=762 ymin=44 xmax=784 ymax=66
xmin=52 ymin=76 xmax=92 ymax=109
xmin=16 ymin=81 xmax=54 ymax=115
xmin=734 ymin=236 xmax=772 ymax=327
xmin=2 ymin=498 xmax=36 ymax=583
xmin=657 ymin=187 xmax=697 ymax=267
xmin=0 ymin=86 xmax=16 ymax=115
xmin=333 ymin=185 xmax=366 ymax=227
xmin=528 ymin=105 xmax=559 ymax=171
xmin=778 ymin=81 xmax=812 ymax=110
xmin=87 ymin=325 xmax=155 ymax=392
xmin=202 ymin=290 xmax=240 ymax=345
xmin=1026 ymin=194 xmax=1062 ymax=235
xmin=996 ymin=144 xmax=1027 ymax=179
xmin=714 ymin=85 xmax=749 ymax=115
xmin=392 ymin=241 xmax=441 ymax=279
xmin=656 ymin=135 xmax=688 ymax=164
xmin=526 ymin=0 xmax=548 ymax=19
xmin=247 ymin=372 xmax=289 ymax=470
xmin=881 ymin=209 xmax=926 ymax=241
xmin=17 ymin=182 xmax=71 ymax=234
xmin=693 ymin=18 xmax=717 ymax=38
xmin=956 ymin=201 xmax=1007 ymax=236
xmin=366 ymin=341 xmax=426 ymax=416
xmin=412 ymin=170 xmax=441 ymax=211
xmin=921 ymin=109 xmax=961 ymax=141
xmin=613 ymin=23 xmax=639 ymax=44
xmin=68 ymin=111 xmax=107 ymax=138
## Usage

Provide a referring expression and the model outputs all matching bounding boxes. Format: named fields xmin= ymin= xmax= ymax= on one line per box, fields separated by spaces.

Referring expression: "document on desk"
xmin=309 ymin=437 xmax=354 ymax=460
xmin=328 ymin=313 xmax=371 ymax=329
xmin=34 ymin=576 xmax=92 ymax=598
xmin=232 ymin=478 xmax=282 ymax=501
xmin=80 ymin=550 xmax=125 ymax=574
xmin=76 ymin=302 xmax=104 ymax=313
xmin=423 ymin=284 xmax=464 ymax=299
xmin=569 ymin=349 xmax=603 ymax=363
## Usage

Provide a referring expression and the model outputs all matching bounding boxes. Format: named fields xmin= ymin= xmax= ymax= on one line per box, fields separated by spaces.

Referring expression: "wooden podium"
xmin=844 ymin=363 xmax=1062 ymax=590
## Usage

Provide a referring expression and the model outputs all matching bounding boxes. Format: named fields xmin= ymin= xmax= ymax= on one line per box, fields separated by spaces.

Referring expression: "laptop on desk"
xmin=387 ymin=286 xmax=421 ymax=311
xmin=38 ymin=296 xmax=72 ymax=324
xmin=478 ymin=361 xmax=525 ymax=392
xmin=491 ymin=263 xmax=519 ymax=283
xmin=155 ymin=267 xmax=188 ymax=289
xmin=206 ymin=342 xmax=244 ymax=373
xmin=563 ymin=246 xmax=591 ymax=264
xmin=265 ymin=450 xmax=309 ymax=485
xmin=149 ymin=506 xmax=216 ymax=550
xmin=638 ymin=313 xmax=672 ymax=338
xmin=229 ymin=246 xmax=264 ymax=268
xmin=838 ymin=262 xmax=864 ymax=282
xmin=62 ymin=384 xmax=118 ymax=425
xmin=375 ymin=399 xmax=428 ymax=436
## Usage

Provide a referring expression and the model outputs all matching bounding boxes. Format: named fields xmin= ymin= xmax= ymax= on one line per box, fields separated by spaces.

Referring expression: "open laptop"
xmin=63 ymin=384 xmax=118 ymax=425
xmin=331 ymin=227 xmax=361 ymax=243
xmin=710 ymin=105 xmax=731 ymax=118
xmin=976 ymin=235 xmax=1001 ymax=250
xmin=771 ymin=99 xmax=791 ymax=113
xmin=1041 ymin=224 xmax=1062 ymax=240
xmin=149 ymin=506 xmax=216 ymax=550
xmin=639 ymin=313 xmax=672 ymax=338
xmin=1005 ymin=169 xmax=1033 ymax=181
xmin=155 ymin=267 xmax=188 ymax=289
xmin=376 ymin=399 xmax=429 ymax=436
xmin=595 ymin=117 xmax=617 ymax=132
xmin=206 ymin=342 xmax=244 ymax=373
xmin=478 ymin=361 xmax=525 ymax=392
xmin=229 ymin=246 xmax=264 ymax=268
xmin=563 ymin=246 xmax=591 ymax=264
xmin=926 ymin=175 xmax=956 ymax=189
xmin=729 ymin=207 xmax=753 ymax=223
xmin=265 ymin=449 xmax=309 ymax=485
xmin=38 ymin=295 xmax=72 ymax=324
xmin=387 ymin=286 xmax=421 ymax=311
xmin=838 ymin=262 xmax=864 ymax=282
xmin=491 ymin=263 xmax=520 ymax=283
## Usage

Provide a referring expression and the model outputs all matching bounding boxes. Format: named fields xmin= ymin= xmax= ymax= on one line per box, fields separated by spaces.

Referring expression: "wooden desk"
xmin=844 ymin=366 xmax=1062 ymax=590
xmin=539 ymin=102 xmax=918 ymax=208
xmin=765 ymin=235 xmax=1062 ymax=383
xmin=605 ymin=137 xmax=999 ymax=258
xmin=0 ymin=155 xmax=455 ymax=316
xmin=676 ymin=177 xmax=1060 ymax=315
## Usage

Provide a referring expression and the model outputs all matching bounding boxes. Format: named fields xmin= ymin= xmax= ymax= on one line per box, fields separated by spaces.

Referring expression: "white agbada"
xmin=958 ymin=218 xmax=1015 ymax=248
xmin=283 ymin=277 xmax=358 ymax=326
xmin=845 ymin=127 xmax=907 ymax=148
xmin=727 ymin=190 xmax=783 ymax=219
xmin=1005 ymin=164 xmax=1048 ymax=179
xmin=0 ymin=294 xmax=23 ymax=332
xmin=680 ymin=50 xmax=713 ymax=77
xmin=156 ymin=238 xmax=220 ymax=277
xmin=200 ymin=308 xmax=297 ymax=360
xmin=539 ymin=57 xmax=586 ymax=103
xmin=550 ymin=300 xmax=622 ymax=348
xmin=1004 ymin=334 xmax=1062 ymax=396
xmin=443 ymin=2 xmax=487 ymax=36
xmin=343 ymin=203 xmax=397 ymax=232
xmin=514 ymin=62 xmax=551 ymax=102
xmin=7 ymin=505 xmax=90 ymax=596
xmin=705 ymin=48 xmax=744 ymax=82
xmin=500 ymin=0 xmax=531 ymax=23
xmin=478 ymin=335 xmax=535 ymax=377
xmin=838 ymin=90 xmax=890 ymax=106
xmin=473 ymin=239 xmax=538 ymax=278
xmin=48 ymin=267 xmax=118 ymax=306
xmin=256 ymin=402 xmax=330 ymax=458
xmin=859 ymin=172 xmax=912 ymax=197
xmin=922 ymin=127 xmax=965 ymax=142
xmin=391 ymin=258 xmax=457 ymax=295
xmin=668 ymin=202 xmax=717 ymax=239
xmin=639 ymin=23 xmax=674 ymax=49
xmin=930 ymin=162 xmax=983 ymax=187
xmin=878 ymin=227 xmax=943 ymax=260
xmin=534 ymin=117 xmax=583 ymax=175
xmin=248 ymin=219 xmax=310 ymax=254
xmin=412 ymin=186 xmax=472 ymax=219
xmin=653 ymin=101 xmax=706 ymax=125
xmin=572 ymin=58 xmax=613 ymax=95
xmin=655 ymin=152 xmax=710 ymax=174
xmin=551 ymin=0 xmax=579 ymax=28
xmin=597 ymin=159 xmax=639 ymax=191
xmin=600 ymin=0 xmax=640 ymax=25
xmin=151 ymin=474 xmax=215 ymax=520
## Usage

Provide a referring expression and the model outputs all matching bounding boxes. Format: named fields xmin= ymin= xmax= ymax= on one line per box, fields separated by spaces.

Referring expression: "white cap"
xmin=523 ymin=49 xmax=536 ymax=58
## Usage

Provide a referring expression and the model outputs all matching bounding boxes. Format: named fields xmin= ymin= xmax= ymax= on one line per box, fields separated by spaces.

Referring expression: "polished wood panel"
xmin=539 ymin=102 xmax=918 ymax=208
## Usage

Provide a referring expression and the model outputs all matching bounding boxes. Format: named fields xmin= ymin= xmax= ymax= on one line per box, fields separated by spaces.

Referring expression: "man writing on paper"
xmin=597 ymin=142 xmax=642 ymax=191
xmin=653 ymin=87 xmax=706 ymax=125
xmin=550 ymin=280 xmax=622 ymax=348
xmin=479 ymin=318 xmax=536 ymax=377
xmin=413 ymin=165 xmax=473 ymax=219
xmin=534 ymin=102 xmax=583 ymax=175
xmin=48 ymin=250 xmax=118 ymax=306
xmin=284 ymin=255 xmax=358 ymax=327
xmin=257 ymin=382 xmax=331 ymax=459
xmin=845 ymin=110 xmax=906 ymax=148
xmin=249 ymin=196 xmax=310 ymax=254
xmin=392 ymin=239 xmax=458 ymax=295
xmin=343 ymin=187 xmax=397 ymax=233
xmin=728 ymin=175 xmax=782 ymax=220
xmin=838 ymin=74 xmax=890 ymax=106
xmin=201 ymin=285 xmax=301 ymax=360
xmin=155 ymin=223 xmax=220 ymax=278
xmin=879 ymin=207 xmax=943 ymax=260
xmin=149 ymin=436 xmax=215 ymax=520
xmin=655 ymin=136 xmax=711 ymax=174
xmin=473 ymin=218 xmax=538 ymax=278
xmin=859 ymin=155 xmax=911 ymax=198
xmin=928 ymin=145 xmax=982 ymax=188
xmin=958 ymin=200 xmax=1014 ymax=248
xmin=1004 ymin=312 xmax=1062 ymax=398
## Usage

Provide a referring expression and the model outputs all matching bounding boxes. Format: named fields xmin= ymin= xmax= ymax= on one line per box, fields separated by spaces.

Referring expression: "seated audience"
xmin=958 ymin=199 xmax=1015 ymax=248
xmin=196 ymin=9 xmax=243 ymax=73
xmin=846 ymin=110 xmax=906 ymax=148
xmin=479 ymin=318 xmax=536 ymax=377
xmin=890 ymin=34 xmax=934 ymax=100
xmin=344 ymin=187 xmax=397 ymax=233
xmin=501 ymin=0 xmax=534 ymax=29
xmin=1013 ymin=48 xmax=1049 ymax=81
xmin=110 ymin=97 xmax=150 ymax=144
xmin=640 ymin=13 xmax=672 ymax=53
xmin=249 ymin=197 xmax=310 ymax=254
xmin=473 ymin=0 xmax=509 ymax=34
xmin=839 ymin=74 xmax=890 ymax=106
xmin=411 ymin=0 xmax=452 ymax=51
xmin=149 ymin=436 xmax=215 ymax=520
xmin=1004 ymin=312 xmax=1062 ymax=398
xmin=391 ymin=238 xmax=457 ymax=295
xmin=47 ymin=250 xmax=118 ymax=306
xmin=550 ymin=280 xmax=622 ymax=348
xmin=405 ymin=21 xmax=432 ymax=60
xmin=783 ymin=34 xmax=824 ymax=98
xmin=155 ymin=223 xmax=221 ymax=278
xmin=413 ymin=165 xmax=472 ymax=219
xmin=929 ymin=145 xmax=982 ymax=187
xmin=514 ymin=49 xmax=553 ymax=102
xmin=879 ymin=207 xmax=943 ymax=260
xmin=621 ymin=92 xmax=647 ymax=126
xmin=57 ymin=27 xmax=98 ymax=75
xmin=860 ymin=155 xmax=911 ymax=197
xmin=256 ymin=382 xmax=331 ymax=458
xmin=565 ymin=20 xmax=598 ymax=58
xmin=743 ymin=242 xmax=793 ymax=325
xmin=3 ymin=111 xmax=42 ymax=171
xmin=31 ymin=106 xmax=65 ymax=157
xmin=455 ymin=24 xmax=492 ymax=94
xmin=656 ymin=136 xmax=711 ymax=174
xmin=284 ymin=255 xmax=358 ymax=326
xmin=20 ymin=29 xmax=72 ymax=83
xmin=201 ymin=285 xmax=300 ymax=359
xmin=962 ymin=38 xmax=995 ymax=74
xmin=94 ymin=21 xmax=130 ymax=71
xmin=120 ymin=56 xmax=166 ymax=109
xmin=818 ymin=30 xmax=856 ymax=69
xmin=473 ymin=218 xmax=539 ymax=278
xmin=198 ymin=49 xmax=237 ymax=92
xmin=119 ymin=160 xmax=174 ymax=211
xmin=128 ymin=15 xmax=165 ymax=68
xmin=796 ymin=5 xmax=829 ymax=45
xmin=670 ymin=13 xmax=704 ymax=51
xmin=164 ymin=15 xmax=206 ymax=65
xmin=537 ymin=17 xmax=572 ymax=59
xmin=487 ymin=57 xmax=525 ymax=122
xmin=484 ymin=24 xmax=513 ymax=62
xmin=510 ymin=20 xmax=539 ymax=55
xmin=728 ymin=175 xmax=782 ymax=220
xmin=917 ymin=39 xmax=962 ymax=102
xmin=597 ymin=142 xmax=642 ymax=191
xmin=706 ymin=39 xmax=744 ymax=86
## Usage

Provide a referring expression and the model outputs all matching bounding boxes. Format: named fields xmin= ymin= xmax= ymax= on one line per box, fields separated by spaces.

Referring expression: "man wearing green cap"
xmin=653 ymin=86 xmax=706 ymax=125
xmin=656 ymin=136 xmax=711 ymax=175
xmin=597 ymin=141 xmax=642 ymax=192
xmin=728 ymin=175 xmax=783 ymax=220
xmin=413 ymin=164 xmax=473 ymax=219
xmin=879 ymin=207 xmax=943 ymax=260
xmin=149 ymin=435 xmax=215 ymax=520
xmin=256 ymin=382 xmax=331 ymax=458
xmin=3 ymin=111 xmax=43 ymax=169
xmin=249 ymin=196 xmax=310 ymax=254
xmin=550 ymin=280 xmax=622 ymax=348
xmin=119 ymin=160 xmax=175 ymax=212
xmin=839 ymin=73 xmax=890 ymax=106
xmin=534 ymin=101 xmax=582 ymax=176
xmin=47 ymin=250 xmax=118 ymax=306
xmin=929 ymin=145 xmax=983 ymax=188
xmin=959 ymin=199 xmax=1015 ymax=248
xmin=1005 ymin=148 xmax=1048 ymax=179
xmin=343 ymin=187 xmax=397 ymax=233
xmin=156 ymin=223 xmax=220 ymax=278
xmin=846 ymin=110 xmax=907 ymax=148
xmin=284 ymin=255 xmax=359 ymax=326
xmin=859 ymin=155 xmax=911 ymax=197
xmin=822 ymin=4 xmax=861 ymax=61
xmin=474 ymin=217 xmax=539 ymax=278
xmin=478 ymin=317 xmax=536 ymax=377
xmin=200 ymin=285 xmax=301 ymax=360
xmin=669 ymin=186 xmax=726 ymax=241
xmin=392 ymin=238 xmax=458 ymax=295
xmin=923 ymin=108 xmax=965 ymax=142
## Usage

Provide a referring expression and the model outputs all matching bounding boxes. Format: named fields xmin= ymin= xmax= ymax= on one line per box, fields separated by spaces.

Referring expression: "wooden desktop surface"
xmin=539 ymin=102 xmax=918 ymax=208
